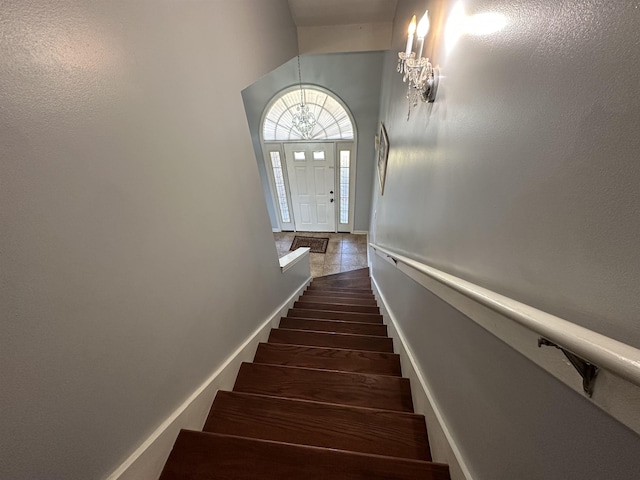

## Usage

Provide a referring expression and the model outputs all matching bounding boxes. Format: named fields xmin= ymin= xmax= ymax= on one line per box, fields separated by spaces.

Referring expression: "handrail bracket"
xmin=538 ymin=338 xmax=599 ymax=397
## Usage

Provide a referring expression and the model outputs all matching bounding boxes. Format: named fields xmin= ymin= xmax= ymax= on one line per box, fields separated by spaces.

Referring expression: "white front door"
xmin=284 ymin=143 xmax=336 ymax=232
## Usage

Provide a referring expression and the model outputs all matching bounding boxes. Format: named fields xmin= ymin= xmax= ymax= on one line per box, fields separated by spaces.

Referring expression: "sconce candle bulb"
xmin=397 ymin=9 xmax=439 ymax=119
xmin=405 ymin=15 xmax=417 ymax=56
xmin=416 ymin=10 xmax=430 ymax=59
xmin=417 ymin=10 xmax=430 ymax=38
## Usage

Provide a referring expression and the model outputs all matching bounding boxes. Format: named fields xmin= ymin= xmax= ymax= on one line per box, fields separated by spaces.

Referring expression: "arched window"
xmin=263 ymin=87 xmax=354 ymax=141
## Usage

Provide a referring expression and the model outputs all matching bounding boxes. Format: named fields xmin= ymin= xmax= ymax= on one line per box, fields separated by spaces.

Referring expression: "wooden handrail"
xmin=369 ymin=243 xmax=640 ymax=388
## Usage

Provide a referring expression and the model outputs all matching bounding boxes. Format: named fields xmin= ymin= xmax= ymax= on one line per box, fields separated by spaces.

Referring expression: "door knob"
xmin=330 ymin=190 xmax=334 ymax=194
xmin=330 ymin=198 xmax=334 ymax=203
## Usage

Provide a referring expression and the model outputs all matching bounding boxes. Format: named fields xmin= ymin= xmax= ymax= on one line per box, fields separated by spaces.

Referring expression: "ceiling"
xmin=287 ymin=0 xmax=398 ymax=27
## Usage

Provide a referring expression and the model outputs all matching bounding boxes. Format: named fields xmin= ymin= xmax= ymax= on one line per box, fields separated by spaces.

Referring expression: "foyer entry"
xmin=262 ymin=86 xmax=356 ymax=233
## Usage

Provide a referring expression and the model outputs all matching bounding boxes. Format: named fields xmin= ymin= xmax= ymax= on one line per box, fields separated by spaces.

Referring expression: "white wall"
xmin=371 ymin=0 xmax=640 ymax=478
xmin=0 ymin=1 xmax=299 ymax=478
xmin=298 ymin=23 xmax=393 ymax=54
xmin=242 ymin=52 xmax=384 ymax=232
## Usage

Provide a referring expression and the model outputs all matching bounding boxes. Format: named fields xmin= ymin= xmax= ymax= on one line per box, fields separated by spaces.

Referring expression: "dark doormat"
xmin=290 ymin=235 xmax=330 ymax=254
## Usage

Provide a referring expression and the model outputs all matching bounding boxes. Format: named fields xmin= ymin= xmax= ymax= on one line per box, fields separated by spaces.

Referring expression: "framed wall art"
xmin=377 ymin=123 xmax=389 ymax=195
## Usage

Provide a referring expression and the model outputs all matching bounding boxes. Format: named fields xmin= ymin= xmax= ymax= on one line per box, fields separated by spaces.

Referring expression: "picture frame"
xmin=377 ymin=123 xmax=389 ymax=195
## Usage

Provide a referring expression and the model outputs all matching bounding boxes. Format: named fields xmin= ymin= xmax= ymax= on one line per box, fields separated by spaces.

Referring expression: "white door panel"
xmin=284 ymin=143 xmax=336 ymax=232
xmin=300 ymin=204 xmax=312 ymax=224
xmin=314 ymin=167 xmax=325 ymax=192
xmin=317 ymin=204 xmax=328 ymax=224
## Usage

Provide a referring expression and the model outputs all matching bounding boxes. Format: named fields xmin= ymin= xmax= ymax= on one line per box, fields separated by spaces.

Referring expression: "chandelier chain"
xmin=297 ymin=55 xmax=305 ymax=106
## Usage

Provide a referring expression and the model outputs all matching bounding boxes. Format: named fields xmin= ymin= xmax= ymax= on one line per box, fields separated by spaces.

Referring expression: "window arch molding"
xmin=261 ymin=84 xmax=356 ymax=142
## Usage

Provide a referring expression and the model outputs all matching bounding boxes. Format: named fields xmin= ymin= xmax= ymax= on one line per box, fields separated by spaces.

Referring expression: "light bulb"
xmin=405 ymin=15 xmax=417 ymax=56
xmin=417 ymin=10 xmax=430 ymax=38
xmin=408 ymin=15 xmax=417 ymax=35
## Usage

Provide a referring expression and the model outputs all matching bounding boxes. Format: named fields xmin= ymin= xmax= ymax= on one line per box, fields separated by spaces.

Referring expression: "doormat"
xmin=290 ymin=236 xmax=330 ymax=254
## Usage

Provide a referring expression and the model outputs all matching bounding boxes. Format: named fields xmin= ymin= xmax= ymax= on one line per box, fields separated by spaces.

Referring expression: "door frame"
xmin=260 ymin=85 xmax=358 ymax=233
xmin=263 ymin=140 xmax=356 ymax=232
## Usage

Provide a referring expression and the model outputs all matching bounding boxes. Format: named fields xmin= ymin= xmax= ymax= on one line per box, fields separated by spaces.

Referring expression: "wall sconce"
xmin=397 ymin=10 xmax=439 ymax=119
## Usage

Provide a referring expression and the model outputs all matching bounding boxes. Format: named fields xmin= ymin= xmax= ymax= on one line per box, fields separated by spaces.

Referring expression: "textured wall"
xmin=242 ymin=52 xmax=384 ymax=232
xmin=0 ymin=1 xmax=298 ymax=478
xmin=373 ymin=255 xmax=640 ymax=480
xmin=371 ymin=0 xmax=640 ymax=479
xmin=374 ymin=0 xmax=640 ymax=348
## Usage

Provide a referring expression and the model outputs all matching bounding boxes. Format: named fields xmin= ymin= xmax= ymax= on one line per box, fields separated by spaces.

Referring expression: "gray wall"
xmin=0 ymin=1 xmax=299 ymax=478
xmin=371 ymin=0 xmax=640 ymax=479
xmin=373 ymin=0 xmax=640 ymax=349
xmin=242 ymin=51 xmax=384 ymax=232
xmin=373 ymin=255 xmax=640 ymax=480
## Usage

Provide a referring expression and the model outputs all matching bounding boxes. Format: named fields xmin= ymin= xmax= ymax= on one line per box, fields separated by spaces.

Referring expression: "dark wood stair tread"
xmin=279 ymin=317 xmax=387 ymax=336
xmin=254 ymin=343 xmax=402 ymax=376
xmin=269 ymin=328 xmax=394 ymax=353
xmin=316 ymin=267 xmax=369 ymax=278
xmin=294 ymin=300 xmax=379 ymax=314
xmin=312 ymin=269 xmax=370 ymax=279
xmin=311 ymin=282 xmax=372 ymax=289
xmin=159 ymin=430 xmax=450 ymax=480
xmin=304 ymin=289 xmax=376 ymax=299
xmin=312 ymin=276 xmax=371 ymax=286
xmin=314 ymin=273 xmax=371 ymax=284
xmin=204 ymin=391 xmax=431 ymax=461
xmin=234 ymin=363 xmax=413 ymax=412
xmin=308 ymin=285 xmax=373 ymax=294
xmin=288 ymin=308 xmax=383 ymax=324
xmin=298 ymin=294 xmax=378 ymax=306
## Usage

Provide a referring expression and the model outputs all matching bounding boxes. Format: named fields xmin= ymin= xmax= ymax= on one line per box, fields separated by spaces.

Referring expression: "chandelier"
xmin=291 ymin=55 xmax=316 ymax=139
xmin=397 ymin=10 xmax=439 ymax=119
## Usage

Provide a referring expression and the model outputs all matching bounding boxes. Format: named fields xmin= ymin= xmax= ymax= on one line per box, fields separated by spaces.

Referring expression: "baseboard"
xmin=106 ymin=277 xmax=312 ymax=480
xmin=371 ymin=275 xmax=474 ymax=480
xmin=351 ymin=230 xmax=369 ymax=235
xmin=272 ymin=227 xmax=282 ymax=232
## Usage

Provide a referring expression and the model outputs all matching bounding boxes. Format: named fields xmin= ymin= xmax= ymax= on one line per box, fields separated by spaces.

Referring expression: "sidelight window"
xmin=269 ymin=151 xmax=291 ymax=223
xmin=339 ymin=150 xmax=350 ymax=224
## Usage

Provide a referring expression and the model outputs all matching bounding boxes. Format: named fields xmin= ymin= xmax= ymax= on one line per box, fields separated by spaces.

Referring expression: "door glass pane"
xmin=270 ymin=151 xmax=291 ymax=223
xmin=339 ymin=150 xmax=350 ymax=224
xmin=312 ymin=151 xmax=325 ymax=161
xmin=294 ymin=151 xmax=305 ymax=161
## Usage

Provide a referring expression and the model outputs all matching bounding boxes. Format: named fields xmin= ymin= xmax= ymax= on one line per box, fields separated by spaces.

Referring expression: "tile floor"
xmin=274 ymin=232 xmax=369 ymax=278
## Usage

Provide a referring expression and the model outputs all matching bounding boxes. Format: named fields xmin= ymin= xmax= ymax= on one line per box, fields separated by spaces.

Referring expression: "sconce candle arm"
xmin=397 ymin=11 xmax=439 ymax=119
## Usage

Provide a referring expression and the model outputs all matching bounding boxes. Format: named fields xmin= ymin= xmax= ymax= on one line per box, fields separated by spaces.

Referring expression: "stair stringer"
xmin=371 ymin=275 xmax=473 ymax=480
xmin=105 ymin=277 xmax=312 ymax=480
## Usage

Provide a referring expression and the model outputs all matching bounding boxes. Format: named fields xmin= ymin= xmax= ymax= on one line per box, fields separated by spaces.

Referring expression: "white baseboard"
xmin=106 ymin=277 xmax=311 ymax=480
xmin=272 ymin=227 xmax=282 ymax=232
xmin=371 ymin=276 xmax=474 ymax=480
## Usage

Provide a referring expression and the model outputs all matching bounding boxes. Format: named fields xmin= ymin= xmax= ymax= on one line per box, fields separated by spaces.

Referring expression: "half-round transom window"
xmin=263 ymin=87 xmax=354 ymax=141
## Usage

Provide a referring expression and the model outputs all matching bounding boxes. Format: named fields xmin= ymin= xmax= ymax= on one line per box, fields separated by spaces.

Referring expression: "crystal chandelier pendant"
xmin=291 ymin=55 xmax=317 ymax=139
xmin=292 ymin=103 xmax=316 ymax=139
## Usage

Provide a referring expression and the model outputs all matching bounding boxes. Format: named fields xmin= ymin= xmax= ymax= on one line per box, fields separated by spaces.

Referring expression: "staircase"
xmin=159 ymin=268 xmax=451 ymax=479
